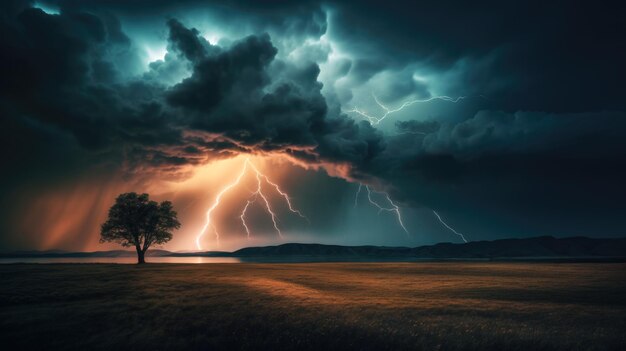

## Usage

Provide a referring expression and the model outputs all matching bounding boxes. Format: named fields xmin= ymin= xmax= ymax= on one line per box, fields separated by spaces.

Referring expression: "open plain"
xmin=1 ymin=263 xmax=625 ymax=350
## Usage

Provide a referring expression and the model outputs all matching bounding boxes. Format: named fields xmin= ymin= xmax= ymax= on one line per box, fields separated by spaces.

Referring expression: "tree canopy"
xmin=100 ymin=192 xmax=180 ymax=263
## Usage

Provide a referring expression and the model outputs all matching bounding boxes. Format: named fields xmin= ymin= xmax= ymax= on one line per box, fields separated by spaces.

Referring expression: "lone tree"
xmin=100 ymin=192 xmax=180 ymax=264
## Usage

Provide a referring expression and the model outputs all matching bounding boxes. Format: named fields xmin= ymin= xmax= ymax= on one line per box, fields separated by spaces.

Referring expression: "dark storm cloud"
xmin=167 ymin=32 xmax=278 ymax=116
xmin=385 ymin=111 xmax=626 ymax=182
xmin=50 ymin=0 xmax=328 ymax=47
xmin=166 ymin=18 xmax=211 ymax=63
xmin=0 ymin=1 xmax=382 ymax=182
xmin=0 ymin=4 xmax=190 ymax=202
xmin=369 ymin=110 xmax=626 ymax=237
xmin=1 ymin=0 xmax=626 ymax=248
xmin=162 ymin=19 xmax=383 ymax=169
xmin=329 ymin=0 xmax=626 ymax=111
xmin=395 ymin=120 xmax=440 ymax=135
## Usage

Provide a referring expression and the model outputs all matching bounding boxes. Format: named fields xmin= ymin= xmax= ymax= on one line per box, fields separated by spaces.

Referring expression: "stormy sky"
xmin=1 ymin=0 xmax=625 ymax=251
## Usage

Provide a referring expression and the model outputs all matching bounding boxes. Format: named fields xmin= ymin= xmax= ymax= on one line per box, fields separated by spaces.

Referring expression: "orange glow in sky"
xmin=170 ymin=154 xmax=308 ymax=251
xmin=11 ymin=154 xmax=313 ymax=252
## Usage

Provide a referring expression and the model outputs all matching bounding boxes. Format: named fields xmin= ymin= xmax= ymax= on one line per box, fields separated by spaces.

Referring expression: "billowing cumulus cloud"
xmin=1 ymin=0 xmax=625 ymax=250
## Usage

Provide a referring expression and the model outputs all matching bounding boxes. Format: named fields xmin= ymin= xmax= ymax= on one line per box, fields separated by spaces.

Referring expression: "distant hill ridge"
xmin=230 ymin=236 xmax=626 ymax=258
xmin=2 ymin=236 xmax=625 ymax=259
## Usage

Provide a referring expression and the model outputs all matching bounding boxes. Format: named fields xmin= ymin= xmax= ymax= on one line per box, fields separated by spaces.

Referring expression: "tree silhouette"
xmin=100 ymin=193 xmax=180 ymax=264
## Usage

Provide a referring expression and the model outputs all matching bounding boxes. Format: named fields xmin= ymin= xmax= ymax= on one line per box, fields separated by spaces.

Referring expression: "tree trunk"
xmin=136 ymin=247 xmax=146 ymax=264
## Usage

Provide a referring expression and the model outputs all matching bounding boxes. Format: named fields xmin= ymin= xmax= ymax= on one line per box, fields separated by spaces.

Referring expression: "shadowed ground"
xmin=1 ymin=263 xmax=625 ymax=350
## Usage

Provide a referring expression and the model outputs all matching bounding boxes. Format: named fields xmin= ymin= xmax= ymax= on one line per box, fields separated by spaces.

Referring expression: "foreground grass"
xmin=1 ymin=263 xmax=625 ymax=350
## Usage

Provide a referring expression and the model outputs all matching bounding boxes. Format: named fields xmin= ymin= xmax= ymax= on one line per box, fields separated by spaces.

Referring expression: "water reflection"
xmin=0 ymin=257 xmax=242 ymax=264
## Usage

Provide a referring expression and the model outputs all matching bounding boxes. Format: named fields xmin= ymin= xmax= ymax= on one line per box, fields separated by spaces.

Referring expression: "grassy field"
xmin=1 ymin=263 xmax=625 ymax=350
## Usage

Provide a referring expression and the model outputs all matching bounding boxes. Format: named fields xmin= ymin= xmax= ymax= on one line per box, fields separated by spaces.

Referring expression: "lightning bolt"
xmin=195 ymin=161 xmax=249 ymax=250
xmin=196 ymin=158 xmax=307 ymax=250
xmin=432 ymin=210 xmax=468 ymax=243
xmin=346 ymin=94 xmax=466 ymax=125
xmin=240 ymin=198 xmax=255 ymax=239
xmin=249 ymin=162 xmax=309 ymax=222
xmin=255 ymin=171 xmax=282 ymax=238
xmin=354 ymin=183 xmax=362 ymax=208
xmin=354 ymin=183 xmax=409 ymax=235
xmin=353 ymin=185 xmax=470 ymax=243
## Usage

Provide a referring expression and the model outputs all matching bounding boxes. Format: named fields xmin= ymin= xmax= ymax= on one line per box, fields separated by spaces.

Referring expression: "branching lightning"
xmin=432 ymin=210 xmax=468 ymax=243
xmin=354 ymin=183 xmax=409 ymax=235
xmin=353 ymin=184 xmax=470 ymax=243
xmin=346 ymin=94 xmax=466 ymax=125
xmin=196 ymin=158 xmax=307 ymax=250
xmin=347 ymin=91 xmax=474 ymax=241
xmin=195 ymin=162 xmax=248 ymax=250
